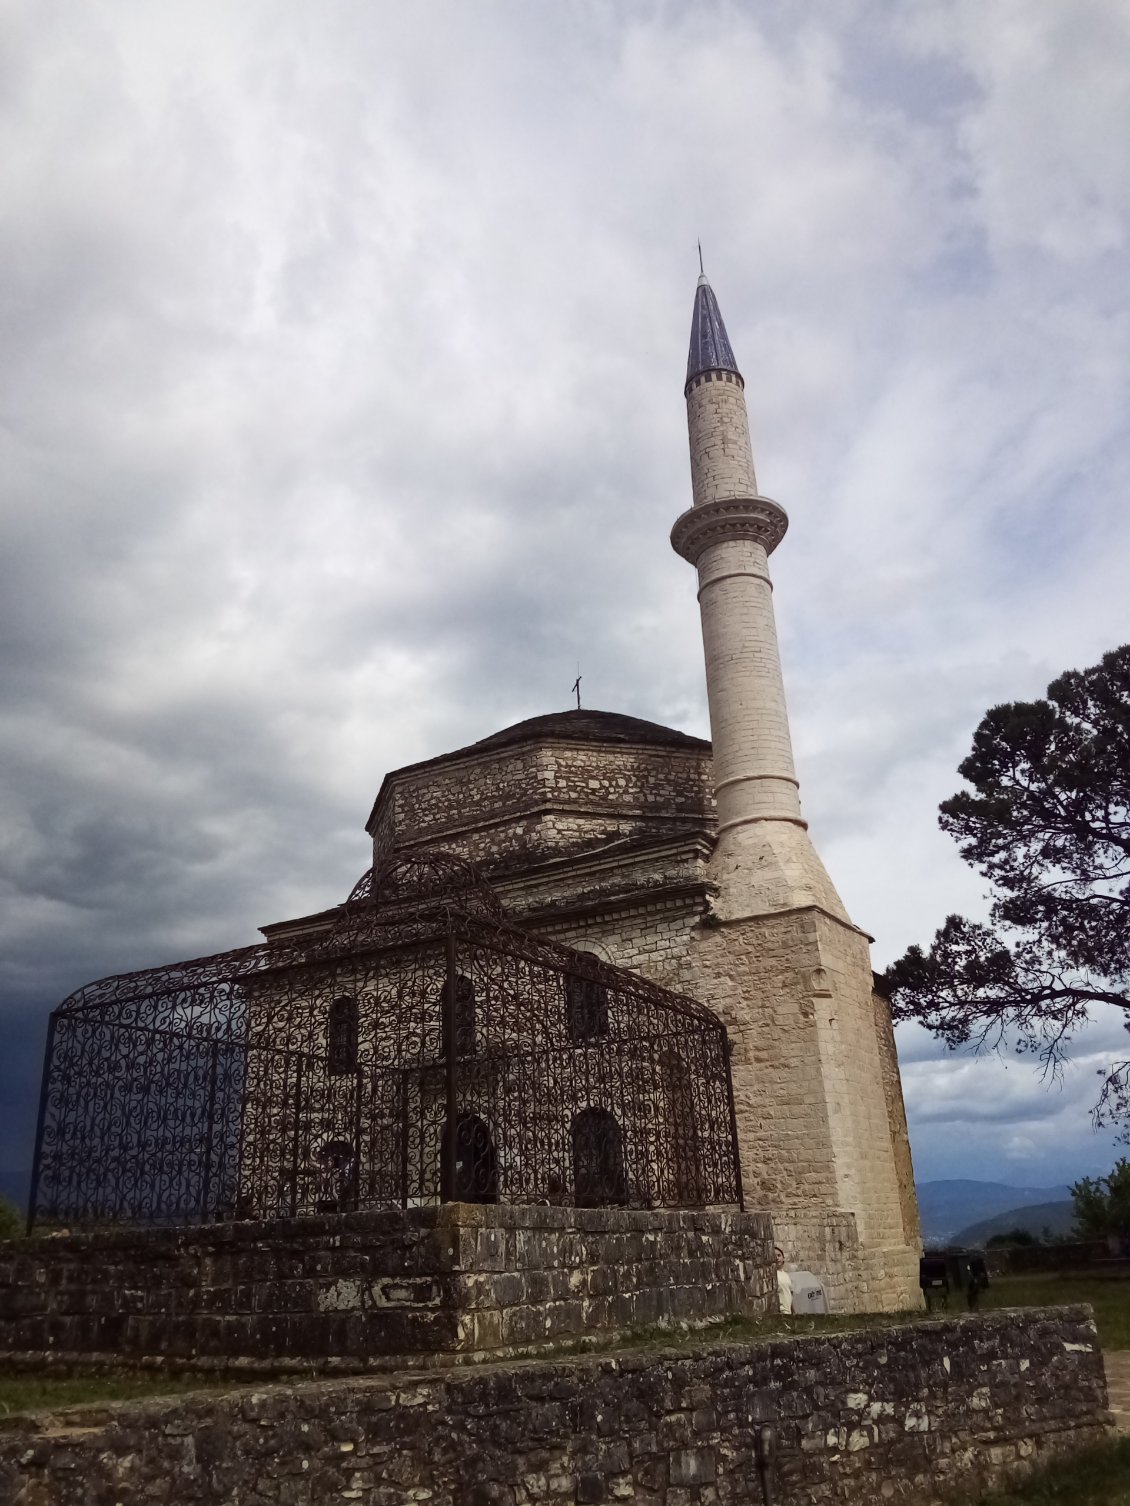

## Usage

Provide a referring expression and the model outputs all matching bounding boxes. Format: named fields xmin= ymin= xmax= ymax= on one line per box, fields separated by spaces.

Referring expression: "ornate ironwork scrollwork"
xmin=29 ymin=850 xmax=742 ymax=1229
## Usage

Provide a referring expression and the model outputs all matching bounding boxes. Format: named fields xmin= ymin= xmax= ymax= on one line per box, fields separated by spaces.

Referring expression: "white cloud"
xmin=2 ymin=0 xmax=1129 ymax=1192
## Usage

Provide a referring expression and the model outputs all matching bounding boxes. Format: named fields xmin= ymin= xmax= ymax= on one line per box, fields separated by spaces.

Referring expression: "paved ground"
xmin=1105 ymin=1350 xmax=1130 ymax=1433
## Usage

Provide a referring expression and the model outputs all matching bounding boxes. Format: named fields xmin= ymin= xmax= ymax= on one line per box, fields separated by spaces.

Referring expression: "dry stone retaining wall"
xmin=0 ymin=1306 xmax=1110 ymax=1504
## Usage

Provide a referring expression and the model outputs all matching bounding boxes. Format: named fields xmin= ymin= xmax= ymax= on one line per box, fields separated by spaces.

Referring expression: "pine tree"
xmin=885 ymin=645 xmax=1130 ymax=1128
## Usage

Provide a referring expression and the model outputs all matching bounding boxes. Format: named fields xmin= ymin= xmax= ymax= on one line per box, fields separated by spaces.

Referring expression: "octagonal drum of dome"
xmin=366 ymin=709 xmax=715 ymax=880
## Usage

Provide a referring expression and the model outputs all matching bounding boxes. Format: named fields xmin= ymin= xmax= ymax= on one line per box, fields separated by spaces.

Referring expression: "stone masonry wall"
xmin=872 ymin=986 xmax=923 ymax=1249
xmin=807 ymin=910 xmax=912 ymax=1252
xmin=680 ymin=908 xmax=919 ymax=1311
xmin=687 ymin=372 xmax=758 ymax=507
xmin=0 ymin=1307 xmax=1110 ymax=1505
xmin=356 ymin=706 xmax=922 ymax=1316
xmin=772 ymin=1209 xmax=921 ymax=1317
xmin=371 ymin=742 xmax=713 ymax=876
xmin=0 ymin=1206 xmax=774 ymax=1370
xmin=694 ymin=537 xmax=805 ymax=833
xmin=684 ymin=913 xmax=841 ymax=1213
xmin=523 ymin=894 xmax=706 ymax=996
xmin=491 ymin=888 xmax=922 ymax=1313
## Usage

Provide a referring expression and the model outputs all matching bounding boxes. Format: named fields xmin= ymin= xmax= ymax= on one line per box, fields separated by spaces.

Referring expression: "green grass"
xmin=960 ymin=1437 xmax=1130 ymax=1504
xmin=0 ymin=1372 xmax=235 ymax=1420
xmin=620 ymin=1269 xmax=1130 ymax=1353
xmin=979 ymin=1271 xmax=1130 ymax=1349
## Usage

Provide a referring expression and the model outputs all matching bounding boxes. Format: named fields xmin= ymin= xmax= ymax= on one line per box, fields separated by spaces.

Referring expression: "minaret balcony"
xmin=670 ymin=495 xmax=789 ymax=567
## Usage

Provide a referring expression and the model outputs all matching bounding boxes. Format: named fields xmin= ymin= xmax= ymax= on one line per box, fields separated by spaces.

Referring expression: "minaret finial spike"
xmin=697 ymin=239 xmax=704 ymax=277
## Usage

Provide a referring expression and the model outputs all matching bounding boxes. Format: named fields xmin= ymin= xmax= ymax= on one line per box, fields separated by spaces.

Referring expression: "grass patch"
xmin=0 ymin=1372 xmax=235 ymax=1421
xmin=960 ymin=1437 xmax=1130 ymax=1504
xmin=979 ymin=1272 xmax=1130 ymax=1349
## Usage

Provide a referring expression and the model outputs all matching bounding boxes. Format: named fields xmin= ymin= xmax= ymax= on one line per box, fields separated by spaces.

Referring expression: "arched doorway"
xmin=445 ymin=1112 xmax=498 ymax=1203
xmin=571 ymin=1107 xmax=627 ymax=1207
xmin=314 ymin=1137 xmax=358 ymax=1212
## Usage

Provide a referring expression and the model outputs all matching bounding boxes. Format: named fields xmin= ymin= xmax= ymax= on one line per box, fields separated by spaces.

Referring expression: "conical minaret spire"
xmin=672 ymin=269 xmax=848 ymax=920
xmin=686 ymin=274 xmax=742 ymax=390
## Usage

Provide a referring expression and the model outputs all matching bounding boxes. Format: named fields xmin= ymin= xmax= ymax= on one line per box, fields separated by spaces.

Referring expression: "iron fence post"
xmin=442 ymin=921 xmax=458 ymax=1203
xmin=352 ymin=1059 xmax=363 ymax=1211
xmin=199 ymin=1039 xmax=220 ymax=1222
xmin=26 ymin=1010 xmax=59 ymax=1236
xmin=399 ymin=1069 xmax=410 ymax=1209
xmin=722 ymin=1030 xmax=745 ymax=1211
xmin=289 ymin=1054 xmax=305 ymax=1218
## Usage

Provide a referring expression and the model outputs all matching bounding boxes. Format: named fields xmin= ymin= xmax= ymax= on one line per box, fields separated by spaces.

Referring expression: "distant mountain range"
xmin=918 ymin=1179 xmax=1074 ymax=1246
xmin=952 ymin=1200 xmax=1076 ymax=1246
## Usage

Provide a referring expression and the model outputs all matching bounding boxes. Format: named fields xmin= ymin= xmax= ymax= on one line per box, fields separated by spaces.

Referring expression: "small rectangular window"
xmin=566 ymin=976 xmax=609 ymax=1042
xmin=327 ymin=996 xmax=358 ymax=1075
xmin=442 ymin=974 xmax=477 ymax=1058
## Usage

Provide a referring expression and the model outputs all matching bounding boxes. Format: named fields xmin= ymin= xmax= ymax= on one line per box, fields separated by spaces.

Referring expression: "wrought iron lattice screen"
xmin=29 ymin=868 xmax=742 ymax=1230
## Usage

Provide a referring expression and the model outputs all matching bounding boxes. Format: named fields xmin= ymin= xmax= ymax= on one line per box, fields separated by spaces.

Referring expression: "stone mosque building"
xmin=27 ymin=268 xmax=922 ymax=1326
xmin=258 ymin=270 xmax=923 ymax=1312
xmin=17 ymin=273 xmax=1116 ymax=1494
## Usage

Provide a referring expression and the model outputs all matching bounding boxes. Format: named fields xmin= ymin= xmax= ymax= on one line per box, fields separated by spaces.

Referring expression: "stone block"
xmin=668 ymin=1447 xmax=717 ymax=1486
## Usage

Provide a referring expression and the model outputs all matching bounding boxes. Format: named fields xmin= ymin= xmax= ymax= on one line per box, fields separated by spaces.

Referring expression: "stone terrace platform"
xmin=0 ymin=1205 xmax=774 ymax=1370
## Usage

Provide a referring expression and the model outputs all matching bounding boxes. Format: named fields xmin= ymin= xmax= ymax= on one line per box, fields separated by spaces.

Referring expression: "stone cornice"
xmin=511 ymin=878 xmax=713 ymax=929
xmin=492 ymin=830 xmax=715 ymax=894
xmin=708 ymin=900 xmax=875 ymax=945
xmin=670 ymin=495 xmax=789 ymax=564
xmin=378 ymin=801 xmax=712 ymax=847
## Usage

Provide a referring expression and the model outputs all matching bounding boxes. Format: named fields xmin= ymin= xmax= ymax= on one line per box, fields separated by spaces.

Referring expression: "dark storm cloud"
xmin=2 ymin=0 xmax=1130 ymax=1203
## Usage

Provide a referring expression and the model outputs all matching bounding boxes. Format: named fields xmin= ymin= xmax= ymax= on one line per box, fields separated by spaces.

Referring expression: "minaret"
xmin=671 ymin=265 xmax=923 ymax=1310
xmin=672 ymin=268 xmax=848 ymax=923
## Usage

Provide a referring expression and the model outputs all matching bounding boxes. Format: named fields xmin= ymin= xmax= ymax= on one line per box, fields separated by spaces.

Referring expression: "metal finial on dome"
xmin=697 ymin=239 xmax=706 ymax=283
xmin=686 ymin=271 xmax=741 ymax=387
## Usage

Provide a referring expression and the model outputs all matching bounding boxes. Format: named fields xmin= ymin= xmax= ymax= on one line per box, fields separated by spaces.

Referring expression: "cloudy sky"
xmin=3 ymin=0 xmax=1129 ymax=1210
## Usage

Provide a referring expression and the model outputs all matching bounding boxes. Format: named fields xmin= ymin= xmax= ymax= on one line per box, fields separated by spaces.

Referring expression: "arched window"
xmin=572 ymin=1108 xmax=627 ymax=1207
xmin=565 ymin=975 xmax=609 ymax=1043
xmin=441 ymin=973 xmax=476 ymax=1058
xmin=327 ymin=996 xmax=358 ymax=1075
xmin=444 ymin=1112 xmax=498 ymax=1203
